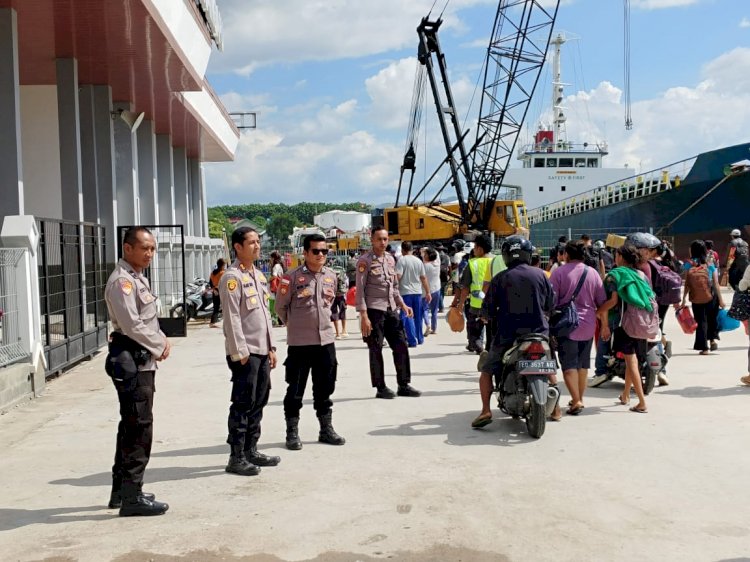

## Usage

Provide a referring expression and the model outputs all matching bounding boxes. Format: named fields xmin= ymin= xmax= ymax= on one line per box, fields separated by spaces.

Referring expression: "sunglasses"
xmin=309 ymin=248 xmax=329 ymax=256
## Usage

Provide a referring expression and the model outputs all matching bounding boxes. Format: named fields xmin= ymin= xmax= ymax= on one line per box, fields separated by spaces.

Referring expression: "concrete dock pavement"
xmin=1 ymin=299 xmax=750 ymax=562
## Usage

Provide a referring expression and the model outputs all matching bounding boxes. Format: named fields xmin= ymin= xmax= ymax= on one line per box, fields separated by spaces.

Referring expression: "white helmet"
xmin=731 ymin=229 xmax=741 ymax=237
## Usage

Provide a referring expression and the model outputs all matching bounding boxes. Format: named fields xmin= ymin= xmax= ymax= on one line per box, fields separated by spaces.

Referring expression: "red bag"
xmin=345 ymin=286 xmax=356 ymax=306
xmin=675 ymin=306 xmax=697 ymax=334
xmin=270 ymin=276 xmax=281 ymax=294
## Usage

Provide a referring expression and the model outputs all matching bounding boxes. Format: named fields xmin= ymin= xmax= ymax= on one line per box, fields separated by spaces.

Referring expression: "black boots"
xmin=397 ymin=384 xmax=422 ymax=397
xmin=225 ymin=444 xmax=261 ymax=476
xmin=108 ymin=476 xmax=155 ymax=509
xmin=245 ymin=438 xmax=281 ymax=467
xmin=318 ymin=413 xmax=345 ymax=446
xmin=119 ymin=494 xmax=169 ymax=517
xmin=375 ymin=386 xmax=396 ymax=399
xmin=285 ymin=417 xmax=302 ymax=450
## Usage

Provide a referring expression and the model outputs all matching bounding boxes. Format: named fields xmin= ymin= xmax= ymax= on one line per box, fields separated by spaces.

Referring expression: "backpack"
xmin=583 ymin=247 xmax=599 ymax=270
xmin=685 ymin=265 xmax=713 ymax=304
xmin=649 ymin=260 xmax=682 ymax=305
xmin=621 ymin=296 xmax=660 ymax=340
xmin=549 ymin=268 xmax=588 ymax=337
xmin=336 ymin=269 xmax=349 ymax=295
xmin=439 ymin=253 xmax=450 ymax=283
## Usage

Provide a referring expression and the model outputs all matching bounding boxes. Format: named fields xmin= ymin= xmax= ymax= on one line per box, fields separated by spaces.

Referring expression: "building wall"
xmin=20 ymin=85 xmax=62 ymax=219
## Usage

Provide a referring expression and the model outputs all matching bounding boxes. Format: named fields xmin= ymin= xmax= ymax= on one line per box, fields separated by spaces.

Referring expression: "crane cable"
xmin=624 ymin=0 xmax=633 ymax=130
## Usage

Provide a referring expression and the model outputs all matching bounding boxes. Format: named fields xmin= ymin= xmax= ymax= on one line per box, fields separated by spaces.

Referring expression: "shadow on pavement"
xmin=367 ymin=410 xmax=540 ymax=446
xmin=0 ymin=505 xmax=110 ymax=531
xmin=50 ymin=465 xmax=226 ymax=488
xmin=657 ymin=385 xmax=750 ymax=398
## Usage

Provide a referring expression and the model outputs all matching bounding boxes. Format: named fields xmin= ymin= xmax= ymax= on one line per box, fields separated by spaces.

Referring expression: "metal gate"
xmin=37 ymin=219 xmax=109 ymax=375
xmin=117 ymin=225 xmax=186 ymax=337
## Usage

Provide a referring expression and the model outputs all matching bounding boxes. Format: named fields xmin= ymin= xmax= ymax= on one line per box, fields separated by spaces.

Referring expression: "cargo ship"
xmin=508 ymin=35 xmax=750 ymax=260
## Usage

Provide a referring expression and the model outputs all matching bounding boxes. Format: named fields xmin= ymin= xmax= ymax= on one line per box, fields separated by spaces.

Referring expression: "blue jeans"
xmin=401 ymin=294 xmax=424 ymax=346
xmin=422 ymin=291 xmax=440 ymax=332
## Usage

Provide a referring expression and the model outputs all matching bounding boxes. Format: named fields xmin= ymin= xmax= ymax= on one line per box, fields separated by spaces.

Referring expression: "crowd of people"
xmin=102 ymin=224 xmax=750 ymax=516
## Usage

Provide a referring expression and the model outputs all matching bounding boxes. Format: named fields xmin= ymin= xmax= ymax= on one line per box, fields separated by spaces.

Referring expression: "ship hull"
xmin=528 ymin=143 xmax=750 ymax=262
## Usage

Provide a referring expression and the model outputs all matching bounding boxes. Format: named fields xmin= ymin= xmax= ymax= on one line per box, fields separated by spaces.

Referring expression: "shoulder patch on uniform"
xmin=281 ymin=276 xmax=290 ymax=285
xmin=227 ymin=279 xmax=238 ymax=291
xmin=120 ymin=280 xmax=133 ymax=295
xmin=280 ymin=286 xmax=288 ymax=295
xmin=358 ymin=260 xmax=367 ymax=272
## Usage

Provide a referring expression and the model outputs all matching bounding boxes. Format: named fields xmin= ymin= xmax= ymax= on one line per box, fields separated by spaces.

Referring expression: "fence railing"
xmin=0 ymin=248 xmax=30 ymax=368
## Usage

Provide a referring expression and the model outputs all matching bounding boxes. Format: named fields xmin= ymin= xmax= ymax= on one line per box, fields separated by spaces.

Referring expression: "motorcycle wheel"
xmin=525 ymin=395 xmax=546 ymax=439
xmin=170 ymin=303 xmax=191 ymax=319
xmin=642 ymin=367 xmax=656 ymax=396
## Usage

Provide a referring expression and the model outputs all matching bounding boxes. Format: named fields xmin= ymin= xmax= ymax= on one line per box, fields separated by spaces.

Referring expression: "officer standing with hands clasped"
xmin=356 ymin=226 xmax=421 ymax=399
xmin=220 ymin=227 xmax=280 ymax=476
xmin=275 ymin=233 xmax=346 ymax=450
xmin=104 ymin=226 xmax=170 ymax=516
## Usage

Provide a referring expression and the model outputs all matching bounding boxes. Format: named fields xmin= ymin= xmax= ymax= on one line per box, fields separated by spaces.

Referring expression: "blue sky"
xmin=204 ymin=0 xmax=750 ymax=206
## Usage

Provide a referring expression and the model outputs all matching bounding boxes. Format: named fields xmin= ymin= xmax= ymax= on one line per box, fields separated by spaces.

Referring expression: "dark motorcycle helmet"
xmin=626 ymin=232 xmax=661 ymax=250
xmin=501 ymin=235 xmax=533 ymax=265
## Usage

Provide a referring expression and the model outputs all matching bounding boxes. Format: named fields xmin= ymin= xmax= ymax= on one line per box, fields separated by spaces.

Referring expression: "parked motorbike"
xmin=495 ymin=334 xmax=560 ymax=439
xmin=169 ymin=278 xmax=214 ymax=320
xmin=598 ymin=338 xmax=667 ymax=396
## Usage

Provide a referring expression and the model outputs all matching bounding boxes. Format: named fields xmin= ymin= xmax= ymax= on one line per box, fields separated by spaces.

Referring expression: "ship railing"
xmin=517 ymin=141 xmax=608 ymax=156
xmin=527 ymin=156 xmax=697 ymax=225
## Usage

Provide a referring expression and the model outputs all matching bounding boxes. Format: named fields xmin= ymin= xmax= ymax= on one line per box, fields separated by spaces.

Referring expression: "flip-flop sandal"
xmin=617 ymin=394 xmax=630 ymax=405
xmin=471 ymin=415 xmax=493 ymax=428
xmin=566 ymin=404 xmax=584 ymax=415
xmin=629 ymin=406 xmax=648 ymax=414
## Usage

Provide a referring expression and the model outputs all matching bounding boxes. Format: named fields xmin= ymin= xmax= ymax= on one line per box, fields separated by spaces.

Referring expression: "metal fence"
xmin=37 ymin=219 xmax=109 ymax=375
xmin=529 ymin=225 xmax=673 ymax=268
xmin=0 ymin=248 xmax=29 ymax=368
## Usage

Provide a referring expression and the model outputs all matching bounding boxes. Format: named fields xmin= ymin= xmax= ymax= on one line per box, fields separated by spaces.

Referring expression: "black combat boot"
xmin=245 ymin=438 xmax=281 ymax=467
xmin=375 ymin=385 xmax=396 ymax=399
xmin=108 ymin=475 xmax=154 ymax=509
xmin=317 ymin=412 xmax=346 ymax=446
xmin=225 ymin=444 xmax=261 ymax=476
xmin=397 ymin=384 xmax=422 ymax=397
xmin=118 ymin=483 xmax=168 ymax=517
xmin=285 ymin=417 xmax=302 ymax=450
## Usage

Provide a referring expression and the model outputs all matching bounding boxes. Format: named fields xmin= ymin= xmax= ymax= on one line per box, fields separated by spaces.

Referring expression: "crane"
xmin=385 ymin=0 xmax=560 ymax=245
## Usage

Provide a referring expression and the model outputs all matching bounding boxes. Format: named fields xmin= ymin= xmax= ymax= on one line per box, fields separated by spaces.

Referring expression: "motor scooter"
xmin=495 ymin=334 xmax=560 ymax=439
xmin=169 ymin=278 xmax=214 ymax=320
xmin=596 ymin=332 xmax=667 ymax=395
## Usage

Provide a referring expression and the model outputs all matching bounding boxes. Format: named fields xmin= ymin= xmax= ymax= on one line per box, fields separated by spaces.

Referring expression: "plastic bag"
xmin=675 ymin=306 xmax=697 ymax=334
xmin=717 ymin=308 xmax=741 ymax=332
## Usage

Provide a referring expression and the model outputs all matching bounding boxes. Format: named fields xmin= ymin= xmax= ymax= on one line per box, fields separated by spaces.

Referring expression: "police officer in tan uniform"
xmin=275 ymin=233 xmax=346 ymax=450
xmin=104 ymin=226 xmax=170 ymax=517
xmin=220 ymin=226 xmax=280 ymax=476
xmin=357 ymin=226 xmax=421 ymax=399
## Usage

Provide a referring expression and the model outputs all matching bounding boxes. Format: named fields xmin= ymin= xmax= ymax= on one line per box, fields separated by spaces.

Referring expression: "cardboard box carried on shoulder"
xmin=606 ymin=233 xmax=627 ymax=249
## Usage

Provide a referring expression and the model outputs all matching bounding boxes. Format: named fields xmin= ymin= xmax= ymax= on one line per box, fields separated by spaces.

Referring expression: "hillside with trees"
xmin=208 ymin=202 xmax=372 ymax=243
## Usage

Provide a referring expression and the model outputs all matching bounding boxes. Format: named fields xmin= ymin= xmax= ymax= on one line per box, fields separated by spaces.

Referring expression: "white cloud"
xmin=209 ymin=0 xmax=496 ymax=75
xmin=545 ymin=48 xmax=750 ymax=173
xmin=741 ymin=17 xmax=750 ymax=28
xmin=630 ymin=0 xmax=700 ymax=9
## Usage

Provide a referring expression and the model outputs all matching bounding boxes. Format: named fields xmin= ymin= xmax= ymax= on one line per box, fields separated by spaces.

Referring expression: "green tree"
xmin=266 ymin=213 xmax=300 ymax=244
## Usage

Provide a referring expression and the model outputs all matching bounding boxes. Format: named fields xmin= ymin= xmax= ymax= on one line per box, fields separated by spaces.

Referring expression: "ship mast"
xmin=550 ymin=33 xmax=567 ymax=150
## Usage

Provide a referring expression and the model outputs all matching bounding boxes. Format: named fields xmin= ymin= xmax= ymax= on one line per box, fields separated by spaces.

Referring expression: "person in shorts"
xmin=331 ymin=292 xmax=348 ymax=339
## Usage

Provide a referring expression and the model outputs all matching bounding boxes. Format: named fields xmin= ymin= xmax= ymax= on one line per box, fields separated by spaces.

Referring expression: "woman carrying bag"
xmin=735 ymin=265 xmax=750 ymax=385
xmin=681 ymin=240 xmax=725 ymax=355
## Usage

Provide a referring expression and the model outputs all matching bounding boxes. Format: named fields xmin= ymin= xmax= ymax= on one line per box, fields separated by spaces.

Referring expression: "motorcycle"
xmin=495 ymin=334 xmax=560 ymax=439
xmin=597 ymin=336 xmax=667 ymax=396
xmin=170 ymin=278 xmax=214 ymax=321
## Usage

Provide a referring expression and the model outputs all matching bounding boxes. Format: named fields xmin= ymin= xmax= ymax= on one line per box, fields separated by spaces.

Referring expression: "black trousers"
xmin=283 ymin=343 xmax=337 ymax=419
xmin=658 ymin=303 xmax=670 ymax=334
xmin=364 ymin=308 xmax=411 ymax=388
xmin=210 ymin=293 xmax=221 ymax=324
xmin=226 ymin=354 xmax=271 ymax=451
xmin=466 ymin=307 xmax=485 ymax=351
xmin=111 ymin=370 xmax=155 ymax=500
xmin=692 ymin=300 xmax=719 ymax=351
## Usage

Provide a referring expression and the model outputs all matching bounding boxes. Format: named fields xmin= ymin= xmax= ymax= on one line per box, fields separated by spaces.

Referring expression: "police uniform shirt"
xmin=104 ymin=258 xmax=167 ymax=371
xmin=219 ymin=259 xmax=274 ymax=359
xmin=274 ymin=264 xmax=337 ymax=346
xmin=354 ymin=251 xmax=404 ymax=312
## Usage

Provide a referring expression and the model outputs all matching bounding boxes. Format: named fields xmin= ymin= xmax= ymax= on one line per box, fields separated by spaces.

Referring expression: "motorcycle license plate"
xmin=517 ymin=360 xmax=556 ymax=375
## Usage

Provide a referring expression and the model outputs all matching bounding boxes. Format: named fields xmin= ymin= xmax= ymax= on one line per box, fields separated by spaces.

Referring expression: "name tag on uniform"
xmin=370 ymin=266 xmax=383 ymax=276
xmin=242 ymin=274 xmax=251 ymax=283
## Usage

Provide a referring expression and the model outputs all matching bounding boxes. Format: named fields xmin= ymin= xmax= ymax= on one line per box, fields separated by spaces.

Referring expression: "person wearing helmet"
xmin=727 ymin=228 xmax=749 ymax=291
xmin=471 ymin=235 xmax=556 ymax=428
xmin=625 ymin=232 xmax=661 ymax=287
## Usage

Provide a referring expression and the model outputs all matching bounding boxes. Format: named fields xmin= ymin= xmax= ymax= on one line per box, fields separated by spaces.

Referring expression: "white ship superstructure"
xmin=504 ymin=34 xmax=634 ymax=210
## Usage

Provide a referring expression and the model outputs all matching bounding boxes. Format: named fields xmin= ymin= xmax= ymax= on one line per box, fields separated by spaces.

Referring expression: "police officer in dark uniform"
xmin=275 ymin=233 xmax=345 ymax=450
xmin=220 ymin=227 xmax=280 ymax=476
xmin=104 ymin=226 xmax=170 ymax=516
xmin=356 ymin=226 xmax=421 ymax=399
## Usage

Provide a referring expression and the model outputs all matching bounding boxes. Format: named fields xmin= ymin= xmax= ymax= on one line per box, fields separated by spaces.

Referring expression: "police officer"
xmin=356 ymin=226 xmax=421 ymax=399
xmin=104 ymin=226 xmax=170 ymax=516
xmin=220 ymin=227 xmax=280 ymax=476
xmin=275 ymin=233 xmax=346 ymax=450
